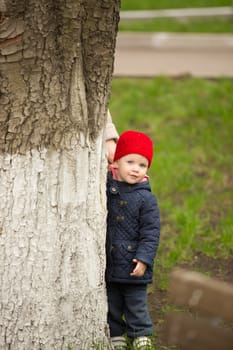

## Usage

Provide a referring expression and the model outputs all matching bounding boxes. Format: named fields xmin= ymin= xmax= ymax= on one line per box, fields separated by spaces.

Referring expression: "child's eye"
xmin=140 ymin=163 xmax=147 ymax=168
xmin=127 ymin=160 xmax=133 ymax=164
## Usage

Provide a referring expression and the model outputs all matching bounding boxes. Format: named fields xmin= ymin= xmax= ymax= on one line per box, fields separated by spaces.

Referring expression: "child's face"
xmin=113 ymin=153 xmax=149 ymax=184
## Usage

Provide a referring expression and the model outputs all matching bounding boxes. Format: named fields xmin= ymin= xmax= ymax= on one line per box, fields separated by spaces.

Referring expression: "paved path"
xmin=114 ymin=33 xmax=233 ymax=78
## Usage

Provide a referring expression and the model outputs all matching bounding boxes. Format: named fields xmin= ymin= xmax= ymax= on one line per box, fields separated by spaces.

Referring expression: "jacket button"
xmin=128 ymin=245 xmax=132 ymax=250
xmin=111 ymin=187 xmax=117 ymax=192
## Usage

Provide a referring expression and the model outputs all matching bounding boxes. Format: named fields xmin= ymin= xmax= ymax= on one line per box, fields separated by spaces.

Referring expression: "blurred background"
xmin=114 ymin=0 xmax=233 ymax=77
xmin=110 ymin=1 xmax=233 ymax=349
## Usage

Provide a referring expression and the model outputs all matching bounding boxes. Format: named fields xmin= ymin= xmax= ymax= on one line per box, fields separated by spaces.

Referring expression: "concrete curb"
xmin=116 ymin=33 xmax=233 ymax=50
xmin=114 ymin=32 xmax=233 ymax=78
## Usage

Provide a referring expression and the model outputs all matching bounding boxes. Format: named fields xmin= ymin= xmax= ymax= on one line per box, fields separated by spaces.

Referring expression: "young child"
xmin=106 ymin=130 xmax=160 ymax=350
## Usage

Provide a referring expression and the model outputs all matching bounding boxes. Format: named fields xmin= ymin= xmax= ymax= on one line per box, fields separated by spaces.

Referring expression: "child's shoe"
xmin=133 ymin=336 xmax=154 ymax=349
xmin=111 ymin=336 xmax=127 ymax=349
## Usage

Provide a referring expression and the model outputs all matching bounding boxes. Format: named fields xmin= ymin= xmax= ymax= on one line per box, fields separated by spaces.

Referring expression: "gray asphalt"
xmin=114 ymin=32 xmax=233 ymax=78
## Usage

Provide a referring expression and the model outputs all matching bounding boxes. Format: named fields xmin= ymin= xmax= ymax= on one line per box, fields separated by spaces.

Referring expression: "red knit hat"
xmin=113 ymin=130 xmax=154 ymax=167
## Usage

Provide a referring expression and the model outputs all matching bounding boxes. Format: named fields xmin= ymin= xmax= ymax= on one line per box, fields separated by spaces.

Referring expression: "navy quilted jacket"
xmin=106 ymin=171 xmax=160 ymax=284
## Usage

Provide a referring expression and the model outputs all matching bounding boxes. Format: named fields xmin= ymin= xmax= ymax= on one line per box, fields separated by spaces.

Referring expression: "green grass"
xmin=109 ymin=77 xmax=233 ymax=287
xmin=120 ymin=0 xmax=233 ymax=33
xmin=119 ymin=18 xmax=233 ymax=33
xmin=121 ymin=0 xmax=232 ymax=10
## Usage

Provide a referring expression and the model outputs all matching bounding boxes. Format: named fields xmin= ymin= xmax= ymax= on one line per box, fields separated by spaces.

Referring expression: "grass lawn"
xmin=119 ymin=0 xmax=233 ymax=33
xmin=109 ymin=76 xmax=233 ymax=348
xmin=119 ymin=18 xmax=233 ymax=33
xmin=121 ymin=0 xmax=232 ymax=10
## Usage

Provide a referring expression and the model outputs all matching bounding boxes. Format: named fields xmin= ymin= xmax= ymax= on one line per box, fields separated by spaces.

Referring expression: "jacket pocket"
xmin=111 ymin=242 xmax=137 ymax=262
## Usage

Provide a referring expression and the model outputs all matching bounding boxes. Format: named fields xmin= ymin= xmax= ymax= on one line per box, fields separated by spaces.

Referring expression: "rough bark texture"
xmin=0 ymin=0 xmax=119 ymax=152
xmin=0 ymin=0 xmax=120 ymax=348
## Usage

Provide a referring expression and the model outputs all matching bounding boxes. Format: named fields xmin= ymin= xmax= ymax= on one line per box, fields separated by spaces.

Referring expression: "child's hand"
xmin=130 ymin=259 xmax=147 ymax=277
xmin=106 ymin=139 xmax=116 ymax=164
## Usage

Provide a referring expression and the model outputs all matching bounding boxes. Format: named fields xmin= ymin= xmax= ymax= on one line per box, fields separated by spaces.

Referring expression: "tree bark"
xmin=0 ymin=0 xmax=120 ymax=348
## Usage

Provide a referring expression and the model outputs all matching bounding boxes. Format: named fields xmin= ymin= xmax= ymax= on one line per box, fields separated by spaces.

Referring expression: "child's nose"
xmin=133 ymin=164 xmax=140 ymax=172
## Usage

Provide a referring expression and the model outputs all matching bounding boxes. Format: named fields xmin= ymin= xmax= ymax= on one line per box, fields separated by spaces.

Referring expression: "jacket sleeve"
xmin=105 ymin=110 xmax=119 ymax=141
xmin=135 ymin=193 xmax=160 ymax=267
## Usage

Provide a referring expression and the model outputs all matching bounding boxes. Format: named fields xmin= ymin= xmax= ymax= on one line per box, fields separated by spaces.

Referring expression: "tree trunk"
xmin=0 ymin=1 xmax=120 ymax=349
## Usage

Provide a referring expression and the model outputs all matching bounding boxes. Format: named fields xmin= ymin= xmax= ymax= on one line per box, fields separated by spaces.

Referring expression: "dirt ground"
xmin=148 ymin=253 xmax=233 ymax=349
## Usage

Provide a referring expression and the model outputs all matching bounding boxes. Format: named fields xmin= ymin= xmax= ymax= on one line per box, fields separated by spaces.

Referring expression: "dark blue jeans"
xmin=106 ymin=282 xmax=153 ymax=340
